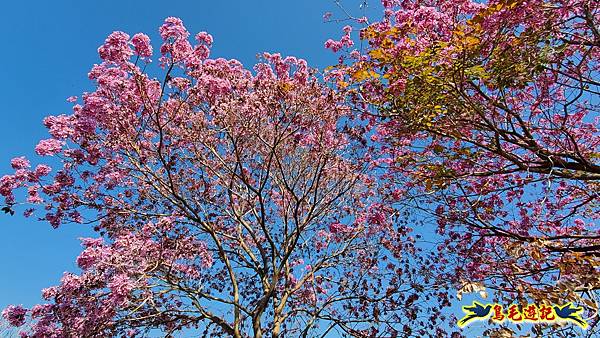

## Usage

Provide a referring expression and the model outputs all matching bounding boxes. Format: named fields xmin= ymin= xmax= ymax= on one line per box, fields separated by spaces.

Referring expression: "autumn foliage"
xmin=326 ymin=0 xmax=599 ymax=335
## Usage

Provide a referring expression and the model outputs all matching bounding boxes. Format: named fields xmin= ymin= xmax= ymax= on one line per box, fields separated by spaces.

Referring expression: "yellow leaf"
xmin=453 ymin=29 xmax=466 ymax=37
xmin=380 ymin=38 xmax=394 ymax=49
xmin=337 ymin=81 xmax=349 ymax=88
xmin=361 ymin=27 xmax=377 ymax=40
xmin=369 ymin=49 xmax=387 ymax=61
xmin=531 ymin=247 xmax=543 ymax=261
xmin=352 ymin=69 xmax=380 ymax=82
xmin=465 ymin=36 xmax=480 ymax=47
xmin=388 ymin=27 xmax=400 ymax=35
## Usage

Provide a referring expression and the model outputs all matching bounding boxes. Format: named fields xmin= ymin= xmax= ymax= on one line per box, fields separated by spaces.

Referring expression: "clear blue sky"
xmin=0 ymin=0 xmax=374 ymax=312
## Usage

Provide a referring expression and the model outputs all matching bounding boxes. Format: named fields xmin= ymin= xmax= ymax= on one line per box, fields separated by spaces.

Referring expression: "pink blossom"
xmin=34 ymin=164 xmax=52 ymax=177
xmin=59 ymin=273 xmax=81 ymax=292
xmin=192 ymin=44 xmax=211 ymax=61
xmin=44 ymin=212 xmax=62 ymax=228
xmin=131 ymin=33 xmax=153 ymax=58
xmin=81 ymin=237 xmax=104 ymax=248
xmin=108 ymin=274 xmax=133 ymax=304
xmin=76 ymin=247 xmax=101 ymax=269
xmin=41 ymin=287 xmax=58 ymax=300
xmin=98 ymin=31 xmax=133 ymax=64
xmin=0 ymin=174 xmax=16 ymax=197
xmin=27 ymin=186 xmax=43 ymax=204
xmin=35 ymin=139 xmax=63 ymax=156
xmin=43 ymin=115 xmax=74 ymax=140
xmin=1 ymin=17 xmax=377 ymax=337
xmin=2 ymin=305 xmax=27 ymax=327
xmin=23 ymin=208 xmax=35 ymax=217
xmin=381 ymin=0 xmax=395 ymax=9
xmin=195 ymin=31 xmax=213 ymax=46
xmin=10 ymin=156 xmax=30 ymax=170
xmin=169 ymin=77 xmax=190 ymax=90
xmin=159 ymin=17 xmax=189 ymax=41
xmin=329 ymin=222 xmax=346 ymax=234
xmin=324 ymin=39 xmax=343 ymax=53
xmin=30 ymin=304 xmax=52 ymax=318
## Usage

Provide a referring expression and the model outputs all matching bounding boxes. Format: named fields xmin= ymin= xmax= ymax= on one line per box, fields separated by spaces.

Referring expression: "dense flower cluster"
xmin=0 ymin=17 xmax=405 ymax=337
xmin=2 ymin=305 xmax=27 ymax=327
xmin=131 ymin=33 xmax=152 ymax=58
xmin=34 ymin=139 xmax=63 ymax=156
xmin=327 ymin=0 xmax=599 ymax=333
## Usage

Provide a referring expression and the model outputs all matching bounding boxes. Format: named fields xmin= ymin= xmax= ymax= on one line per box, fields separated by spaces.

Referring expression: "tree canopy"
xmin=2 ymin=1 xmax=599 ymax=337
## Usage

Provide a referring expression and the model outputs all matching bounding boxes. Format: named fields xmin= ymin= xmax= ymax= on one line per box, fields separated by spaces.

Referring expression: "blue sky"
xmin=0 ymin=0 xmax=373 ymax=312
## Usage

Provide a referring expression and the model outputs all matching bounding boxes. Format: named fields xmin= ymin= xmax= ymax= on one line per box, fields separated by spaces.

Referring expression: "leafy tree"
xmin=328 ymin=0 xmax=599 ymax=335
xmin=0 ymin=18 xmax=433 ymax=337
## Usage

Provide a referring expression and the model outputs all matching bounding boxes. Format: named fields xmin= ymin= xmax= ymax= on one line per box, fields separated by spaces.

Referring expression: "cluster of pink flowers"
xmin=10 ymin=156 xmax=30 ymax=170
xmin=159 ymin=17 xmax=189 ymax=40
xmin=34 ymin=139 xmax=63 ymax=156
xmin=131 ymin=33 xmax=152 ymax=58
xmin=2 ymin=305 xmax=27 ymax=327
xmin=43 ymin=115 xmax=75 ymax=140
xmin=324 ymin=25 xmax=353 ymax=53
xmin=0 ymin=15 xmax=395 ymax=336
xmin=98 ymin=31 xmax=133 ymax=64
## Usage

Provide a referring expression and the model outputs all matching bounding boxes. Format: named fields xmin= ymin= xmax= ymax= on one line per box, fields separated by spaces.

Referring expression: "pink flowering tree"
xmin=0 ymin=18 xmax=436 ymax=337
xmin=327 ymin=0 xmax=600 ymax=335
